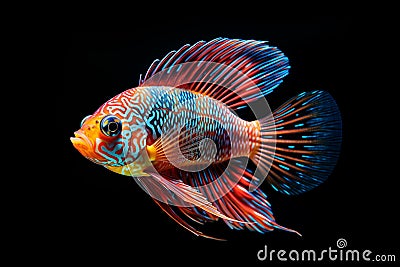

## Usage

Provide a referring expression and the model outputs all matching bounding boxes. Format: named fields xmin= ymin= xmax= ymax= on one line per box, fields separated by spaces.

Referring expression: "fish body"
xmin=132 ymin=86 xmax=258 ymax=166
xmin=71 ymin=38 xmax=342 ymax=239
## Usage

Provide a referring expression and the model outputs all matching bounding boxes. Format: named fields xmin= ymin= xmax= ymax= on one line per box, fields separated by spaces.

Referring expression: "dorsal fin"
xmin=139 ymin=38 xmax=289 ymax=110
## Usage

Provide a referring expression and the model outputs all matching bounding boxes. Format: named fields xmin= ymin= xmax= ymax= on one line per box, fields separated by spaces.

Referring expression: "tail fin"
xmin=251 ymin=90 xmax=342 ymax=195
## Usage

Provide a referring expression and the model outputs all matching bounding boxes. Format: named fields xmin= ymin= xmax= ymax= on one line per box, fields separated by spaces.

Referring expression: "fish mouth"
xmin=70 ymin=131 xmax=93 ymax=153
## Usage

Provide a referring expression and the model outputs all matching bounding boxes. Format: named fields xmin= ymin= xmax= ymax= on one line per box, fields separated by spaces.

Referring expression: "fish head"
xmin=70 ymin=112 xmax=125 ymax=166
xmin=70 ymin=93 xmax=150 ymax=176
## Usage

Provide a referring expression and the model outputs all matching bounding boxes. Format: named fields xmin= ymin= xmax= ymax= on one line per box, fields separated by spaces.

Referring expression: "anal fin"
xmin=179 ymin=158 xmax=300 ymax=235
xmin=153 ymin=199 xmax=225 ymax=241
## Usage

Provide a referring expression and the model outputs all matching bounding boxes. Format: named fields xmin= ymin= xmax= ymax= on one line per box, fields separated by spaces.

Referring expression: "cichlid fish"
xmin=71 ymin=38 xmax=342 ymax=239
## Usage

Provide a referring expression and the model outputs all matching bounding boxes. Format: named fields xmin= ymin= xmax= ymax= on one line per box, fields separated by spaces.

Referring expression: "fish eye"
xmin=100 ymin=115 xmax=122 ymax=137
xmin=80 ymin=115 xmax=92 ymax=127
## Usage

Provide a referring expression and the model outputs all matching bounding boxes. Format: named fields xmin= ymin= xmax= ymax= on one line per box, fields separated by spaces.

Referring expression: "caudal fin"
xmin=251 ymin=90 xmax=342 ymax=195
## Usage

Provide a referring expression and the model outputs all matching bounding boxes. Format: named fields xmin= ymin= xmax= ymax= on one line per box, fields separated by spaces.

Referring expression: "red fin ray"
xmin=179 ymin=158 xmax=299 ymax=234
xmin=140 ymin=38 xmax=289 ymax=111
xmin=152 ymin=199 xmax=224 ymax=241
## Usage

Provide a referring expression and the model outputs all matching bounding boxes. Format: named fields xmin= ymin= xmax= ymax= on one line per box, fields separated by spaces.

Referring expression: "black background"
xmin=59 ymin=15 xmax=397 ymax=265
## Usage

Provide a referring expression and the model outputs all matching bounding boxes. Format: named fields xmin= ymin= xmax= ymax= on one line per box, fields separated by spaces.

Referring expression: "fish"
xmin=70 ymin=37 xmax=342 ymax=239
